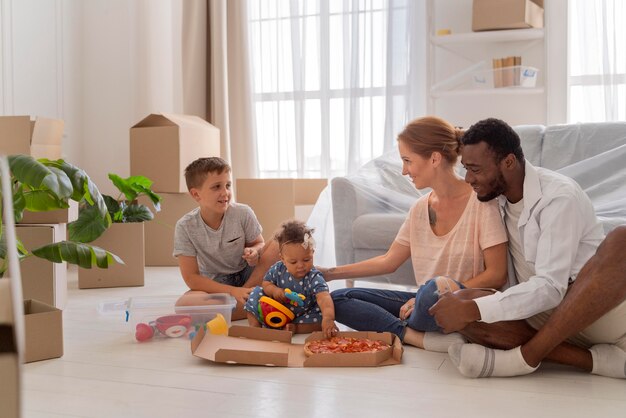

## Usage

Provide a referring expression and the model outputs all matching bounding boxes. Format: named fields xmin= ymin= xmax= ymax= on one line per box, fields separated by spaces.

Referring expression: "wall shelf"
xmin=431 ymin=28 xmax=544 ymax=46
xmin=431 ymin=87 xmax=545 ymax=99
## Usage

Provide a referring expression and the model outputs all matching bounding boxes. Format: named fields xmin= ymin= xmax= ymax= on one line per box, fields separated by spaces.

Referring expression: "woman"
xmin=325 ymin=116 xmax=508 ymax=351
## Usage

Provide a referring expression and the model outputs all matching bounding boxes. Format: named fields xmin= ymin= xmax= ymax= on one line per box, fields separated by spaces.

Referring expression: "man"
xmin=429 ymin=118 xmax=626 ymax=378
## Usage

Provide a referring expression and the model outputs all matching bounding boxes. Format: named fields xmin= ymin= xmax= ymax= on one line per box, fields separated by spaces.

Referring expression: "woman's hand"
xmin=399 ymin=298 xmax=416 ymax=320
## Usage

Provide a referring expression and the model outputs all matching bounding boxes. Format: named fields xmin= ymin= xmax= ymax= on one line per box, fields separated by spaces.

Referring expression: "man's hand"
xmin=230 ymin=286 xmax=252 ymax=305
xmin=242 ymin=247 xmax=260 ymax=266
xmin=428 ymin=292 xmax=481 ymax=333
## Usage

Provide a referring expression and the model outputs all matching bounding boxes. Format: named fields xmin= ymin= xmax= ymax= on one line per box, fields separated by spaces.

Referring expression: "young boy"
xmin=173 ymin=157 xmax=279 ymax=319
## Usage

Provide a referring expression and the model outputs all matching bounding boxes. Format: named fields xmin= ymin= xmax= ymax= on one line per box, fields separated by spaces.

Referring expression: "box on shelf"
xmin=78 ymin=222 xmax=145 ymax=289
xmin=139 ymin=193 xmax=198 ymax=266
xmin=236 ymin=179 xmax=328 ymax=240
xmin=0 ymin=115 xmax=64 ymax=159
xmin=472 ymin=0 xmax=544 ymax=32
xmin=99 ymin=293 xmax=236 ymax=342
xmin=130 ymin=113 xmax=220 ymax=193
xmin=191 ymin=325 xmax=403 ymax=367
xmin=23 ymin=299 xmax=63 ymax=363
xmin=17 ymin=224 xmax=67 ymax=309
xmin=19 ymin=200 xmax=79 ymax=224
xmin=473 ymin=66 xmax=539 ymax=89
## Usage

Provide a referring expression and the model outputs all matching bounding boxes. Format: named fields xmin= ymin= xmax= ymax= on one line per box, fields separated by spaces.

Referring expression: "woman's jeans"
xmin=331 ymin=278 xmax=465 ymax=340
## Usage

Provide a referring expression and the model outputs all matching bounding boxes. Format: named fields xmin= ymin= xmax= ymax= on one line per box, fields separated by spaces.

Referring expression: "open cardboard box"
xmin=191 ymin=325 xmax=403 ymax=367
xmin=23 ymin=299 xmax=63 ymax=363
xmin=0 ymin=115 xmax=64 ymax=159
xmin=472 ymin=0 xmax=543 ymax=31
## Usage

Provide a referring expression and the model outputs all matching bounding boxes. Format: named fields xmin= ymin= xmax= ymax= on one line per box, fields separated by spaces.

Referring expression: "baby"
xmin=244 ymin=220 xmax=338 ymax=338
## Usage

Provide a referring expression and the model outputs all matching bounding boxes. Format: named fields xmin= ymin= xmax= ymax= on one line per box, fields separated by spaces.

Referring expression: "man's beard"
xmin=477 ymin=171 xmax=507 ymax=202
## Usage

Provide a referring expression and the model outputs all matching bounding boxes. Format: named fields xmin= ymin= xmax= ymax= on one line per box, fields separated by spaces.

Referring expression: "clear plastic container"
xmin=99 ymin=293 xmax=236 ymax=342
xmin=472 ymin=66 xmax=539 ymax=89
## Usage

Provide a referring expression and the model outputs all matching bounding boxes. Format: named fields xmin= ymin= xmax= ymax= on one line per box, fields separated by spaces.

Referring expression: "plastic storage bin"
xmin=472 ymin=66 xmax=539 ymax=89
xmin=99 ymin=293 xmax=236 ymax=342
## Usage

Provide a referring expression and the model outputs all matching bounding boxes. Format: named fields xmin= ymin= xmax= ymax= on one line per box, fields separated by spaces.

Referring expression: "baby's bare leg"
xmin=247 ymin=312 xmax=262 ymax=328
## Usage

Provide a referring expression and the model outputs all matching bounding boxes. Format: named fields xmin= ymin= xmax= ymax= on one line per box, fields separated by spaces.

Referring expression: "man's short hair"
xmin=184 ymin=157 xmax=231 ymax=190
xmin=461 ymin=118 xmax=525 ymax=163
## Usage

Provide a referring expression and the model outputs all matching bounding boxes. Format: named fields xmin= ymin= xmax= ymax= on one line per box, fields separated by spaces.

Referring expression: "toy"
xmin=189 ymin=313 xmax=229 ymax=340
xmin=258 ymin=296 xmax=295 ymax=328
xmin=284 ymin=288 xmax=306 ymax=307
xmin=135 ymin=314 xmax=192 ymax=341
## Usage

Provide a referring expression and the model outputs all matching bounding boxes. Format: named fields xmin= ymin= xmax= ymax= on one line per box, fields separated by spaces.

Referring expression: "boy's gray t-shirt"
xmin=173 ymin=203 xmax=262 ymax=278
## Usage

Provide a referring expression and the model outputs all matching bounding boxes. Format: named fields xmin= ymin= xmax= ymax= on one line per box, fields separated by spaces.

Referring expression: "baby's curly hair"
xmin=274 ymin=220 xmax=315 ymax=249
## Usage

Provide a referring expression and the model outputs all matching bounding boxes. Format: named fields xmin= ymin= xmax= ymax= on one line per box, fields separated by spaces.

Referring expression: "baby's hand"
xmin=322 ymin=317 xmax=338 ymax=339
xmin=272 ymin=289 xmax=289 ymax=304
xmin=242 ymin=247 xmax=259 ymax=266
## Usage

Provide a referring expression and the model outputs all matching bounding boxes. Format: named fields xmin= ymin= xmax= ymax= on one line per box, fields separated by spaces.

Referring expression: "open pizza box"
xmin=191 ymin=325 xmax=403 ymax=367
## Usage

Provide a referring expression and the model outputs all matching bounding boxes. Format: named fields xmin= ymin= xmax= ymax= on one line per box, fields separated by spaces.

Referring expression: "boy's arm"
xmin=316 ymin=291 xmax=338 ymax=338
xmin=243 ymin=234 xmax=265 ymax=266
xmin=178 ymin=255 xmax=251 ymax=304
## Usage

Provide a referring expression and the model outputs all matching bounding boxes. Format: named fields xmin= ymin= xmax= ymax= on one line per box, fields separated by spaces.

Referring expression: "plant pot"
xmin=78 ymin=222 xmax=145 ymax=289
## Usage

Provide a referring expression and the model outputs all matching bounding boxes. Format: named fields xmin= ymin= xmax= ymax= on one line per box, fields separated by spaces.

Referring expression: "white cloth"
xmin=504 ymin=198 xmax=535 ymax=284
xmin=475 ymin=161 xmax=605 ymax=323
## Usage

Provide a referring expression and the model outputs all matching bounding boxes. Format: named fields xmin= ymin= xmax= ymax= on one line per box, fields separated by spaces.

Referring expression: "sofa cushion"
xmin=352 ymin=213 xmax=405 ymax=250
xmin=514 ymin=125 xmax=545 ymax=166
xmin=541 ymin=122 xmax=626 ymax=170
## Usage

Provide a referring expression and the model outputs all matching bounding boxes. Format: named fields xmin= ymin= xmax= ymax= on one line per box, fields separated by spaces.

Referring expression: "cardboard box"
xmin=236 ymin=179 xmax=328 ymax=240
xmin=0 ymin=115 xmax=64 ymax=159
xmin=17 ymin=224 xmax=67 ymax=309
xmin=23 ymin=299 xmax=63 ymax=363
xmin=191 ymin=325 xmax=403 ymax=367
xmin=78 ymin=222 xmax=145 ymax=289
xmin=139 ymin=193 xmax=198 ymax=266
xmin=19 ymin=199 xmax=79 ymax=224
xmin=130 ymin=113 xmax=220 ymax=193
xmin=472 ymin=0 xmax=544 ymax=32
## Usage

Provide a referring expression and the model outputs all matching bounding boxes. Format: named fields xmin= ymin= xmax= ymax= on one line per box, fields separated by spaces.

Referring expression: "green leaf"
xmin=22 ymin=190 xmax=69 ymax=211
xmin=103 ymin=194 xmax=122 ymax=221
xmin=68 ymin=204 xmax=111 ymax=243
xmin=122 ymin=204 xmax=153 ymax=222
xmin=8 ymin=155 xmax=61 ymax=197
xmin=32 ymin=241 xmax=124 ymax=269
xmin=42 ymin=159 xmax=109 ymax=220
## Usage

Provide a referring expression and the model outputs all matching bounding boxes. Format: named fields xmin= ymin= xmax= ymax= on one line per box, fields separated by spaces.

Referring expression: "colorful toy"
xmin=284 ymin=288 xmax=306 ymax=307
xmin=135 ymin=314 xmax=192 ymax=341
xmin=258 ymin=296 xmax=295 ymax=328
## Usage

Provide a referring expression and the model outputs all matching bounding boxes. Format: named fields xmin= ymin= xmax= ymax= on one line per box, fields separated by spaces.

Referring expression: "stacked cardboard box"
xmin=131 ymin=114 xmax=220 ymax=267
xmin=0 ymin=116 xmax=70 ymax=307
xmin=236 ymin=178 xmax=328 ymax=240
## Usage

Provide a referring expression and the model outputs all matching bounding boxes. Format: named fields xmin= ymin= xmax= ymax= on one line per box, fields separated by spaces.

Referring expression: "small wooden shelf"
xmin=431 ymin=28 xmax=544 ymax=46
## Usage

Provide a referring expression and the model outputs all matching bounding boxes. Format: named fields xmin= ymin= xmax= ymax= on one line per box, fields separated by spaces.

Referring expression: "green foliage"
xmin=0 ymin=155 xmax=122 ymax=276
xmin=104 ymin=174 xmax=161 ymax=223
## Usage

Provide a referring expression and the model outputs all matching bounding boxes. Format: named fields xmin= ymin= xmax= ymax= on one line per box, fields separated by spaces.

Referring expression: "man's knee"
xmin=434 ymin=276 xmax=461 ymax=295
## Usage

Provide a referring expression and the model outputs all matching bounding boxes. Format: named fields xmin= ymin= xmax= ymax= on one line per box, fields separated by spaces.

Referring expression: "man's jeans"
xmin=331 ymin=278 xmax=464 ymax=340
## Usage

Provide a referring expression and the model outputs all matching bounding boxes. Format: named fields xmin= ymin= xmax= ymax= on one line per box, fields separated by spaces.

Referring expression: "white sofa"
xmin=329 ymin=122 xmax=626 ymax=287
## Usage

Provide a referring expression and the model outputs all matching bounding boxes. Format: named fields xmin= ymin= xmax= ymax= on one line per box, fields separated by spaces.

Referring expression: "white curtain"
xmin=246 ymin=0 xmax=425 ymax=179
xmin=569 ymin=0 xmax=626 ymax=122
xmin=208 ymin=0 xmax=258 ymax=179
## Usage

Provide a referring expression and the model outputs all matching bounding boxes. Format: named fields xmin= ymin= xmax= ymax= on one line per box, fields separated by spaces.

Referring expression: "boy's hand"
xmin=230 ymin=286 xmax=252 ymax=305
xmin=322 ymin=317 xmax=339 ymax=339
xmin=242 ymin=247 xmax=260 ymax=266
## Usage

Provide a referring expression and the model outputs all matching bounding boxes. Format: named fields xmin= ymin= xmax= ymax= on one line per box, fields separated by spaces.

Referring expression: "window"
xmin=569 ymin=0 xmax=626 ymax=122
xmin=247 ymin=0 xmax=418 ymax=178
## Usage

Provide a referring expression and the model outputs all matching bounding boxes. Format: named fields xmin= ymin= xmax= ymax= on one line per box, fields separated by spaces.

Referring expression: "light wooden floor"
xmin=22 ymin=266 xmax=626 ymax=418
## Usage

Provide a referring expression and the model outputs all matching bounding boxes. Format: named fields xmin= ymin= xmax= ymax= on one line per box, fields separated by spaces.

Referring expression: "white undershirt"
xmin=504 ymin=198 xmax=535 ymax=284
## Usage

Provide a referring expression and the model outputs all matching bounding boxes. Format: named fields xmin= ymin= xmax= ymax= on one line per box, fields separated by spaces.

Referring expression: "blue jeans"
xmin=331 ymin=278 xmax=465 ymax=340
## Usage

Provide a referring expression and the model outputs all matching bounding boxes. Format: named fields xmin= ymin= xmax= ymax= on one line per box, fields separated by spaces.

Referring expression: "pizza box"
xmin=190 ymin=325 xmax=403 ymax=367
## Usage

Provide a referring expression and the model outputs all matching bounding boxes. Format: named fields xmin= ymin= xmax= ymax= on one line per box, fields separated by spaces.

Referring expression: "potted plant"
xmin=78 ymin=174 xmax=162 ymax=289
xmin=0 ymin=154 xmax=122 ymax=275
